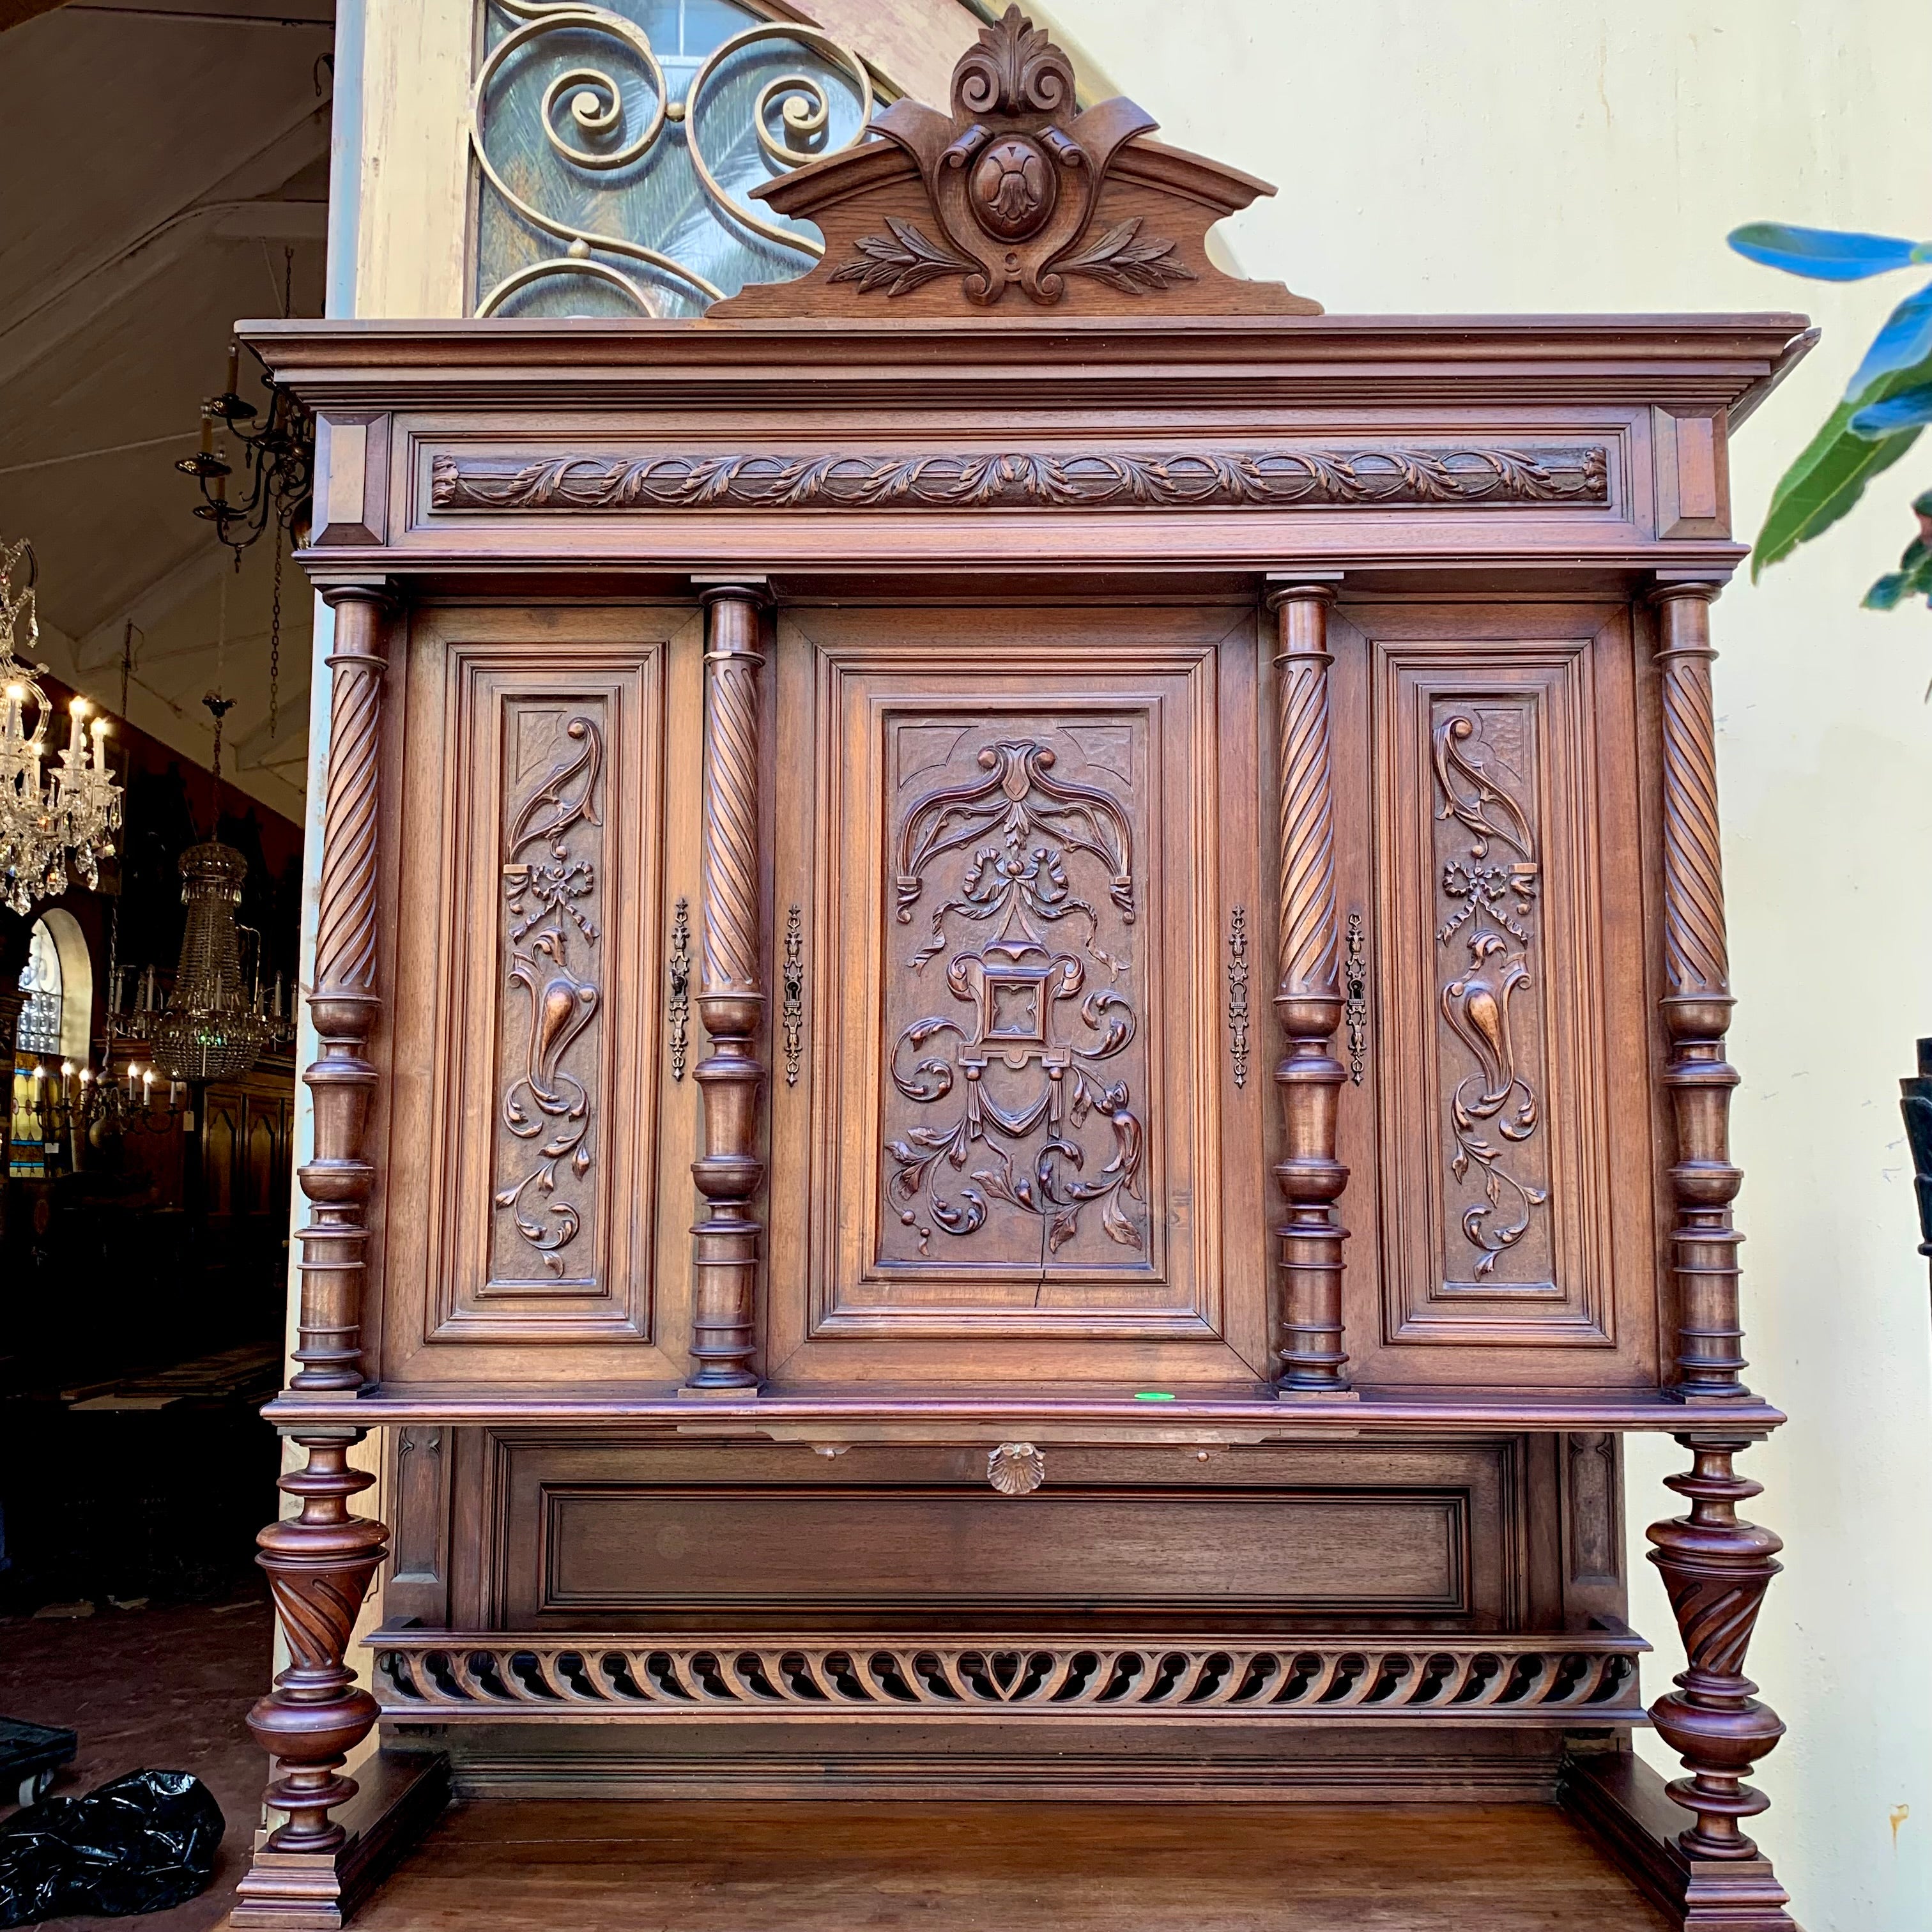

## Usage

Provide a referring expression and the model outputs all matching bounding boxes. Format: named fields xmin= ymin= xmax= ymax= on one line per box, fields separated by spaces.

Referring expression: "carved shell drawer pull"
xmin=988 ymin=1441 xmax=1045 ymax=1495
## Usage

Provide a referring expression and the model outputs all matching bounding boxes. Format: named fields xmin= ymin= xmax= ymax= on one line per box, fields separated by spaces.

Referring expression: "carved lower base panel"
xmin=370 ymin=1629 xmax=1644 ymax=1723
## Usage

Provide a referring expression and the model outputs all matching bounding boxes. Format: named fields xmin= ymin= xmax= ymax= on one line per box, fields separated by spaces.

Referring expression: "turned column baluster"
xmin=247 ymin=1430 xmax=388 ymax=1853
xmin=241 ymin=582 xmax=396 ymax=1871
xmin=1268 ymin=578 xmax=1351 ymax=1394
xmin=1648 ymin=1433 xmax=1786 ymax=1864
xmin=1646 ymin=579 xmax=1787 ymax=1883
xmin=1653 ymin=580 xmax=1749 ymax=1400
xmin=293 ymin=583 xmax=391 ymax=1392
xmin=686 ymin=580 xmax=769 ymax=1392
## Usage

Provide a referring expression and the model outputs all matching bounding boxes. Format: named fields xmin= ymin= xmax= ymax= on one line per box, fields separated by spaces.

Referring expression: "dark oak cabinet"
xmin=226 ymin=18 xmax=1810 ymax=1929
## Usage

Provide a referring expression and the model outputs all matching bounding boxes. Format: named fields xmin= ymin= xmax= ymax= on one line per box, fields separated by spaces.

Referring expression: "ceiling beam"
xmin=73 ymin=540 xmax=232 ymax=672
xmin=0 ymin=94 xmax=330 ymax=387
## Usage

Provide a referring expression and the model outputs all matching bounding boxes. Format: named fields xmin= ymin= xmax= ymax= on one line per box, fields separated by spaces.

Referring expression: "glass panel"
xmin=15 ymin=918 xmax=61 ymax=1055
xmin=472 ymin=0 xmax=880 ymax=319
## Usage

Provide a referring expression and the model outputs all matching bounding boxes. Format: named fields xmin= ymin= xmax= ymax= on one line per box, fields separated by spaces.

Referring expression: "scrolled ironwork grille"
xmin=471 ymin=0 xmax=880 ymax=319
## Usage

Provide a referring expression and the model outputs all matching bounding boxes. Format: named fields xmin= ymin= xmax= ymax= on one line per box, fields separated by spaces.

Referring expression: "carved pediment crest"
xmin=852 ymin=7 xmax=1163 ymax=307
xmin=712 ymin=6 xmax=1319 ymax=319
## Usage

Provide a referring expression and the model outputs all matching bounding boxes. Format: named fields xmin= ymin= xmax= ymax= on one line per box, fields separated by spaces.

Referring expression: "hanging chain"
xmin=268 ymin=519 xmax=282 ymax=744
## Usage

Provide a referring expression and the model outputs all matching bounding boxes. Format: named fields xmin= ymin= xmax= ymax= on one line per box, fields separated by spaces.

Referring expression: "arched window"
xmin=471 ymin=0 xmax=880 ymax=318
xmin=13 ymin=910 xmax=92 ymax=1059
xmin=15 ymin=919 xmax=62 ymax=1055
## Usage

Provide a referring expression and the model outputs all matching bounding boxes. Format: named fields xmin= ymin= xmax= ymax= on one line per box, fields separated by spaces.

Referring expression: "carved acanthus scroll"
xmin=884 ymin=738 xmax=1144 ymax=1260
xmin=1432 ymin=709 xmax=1548 ymax=1278
xmin=495 ymin=714 xmax=603 ymax=1273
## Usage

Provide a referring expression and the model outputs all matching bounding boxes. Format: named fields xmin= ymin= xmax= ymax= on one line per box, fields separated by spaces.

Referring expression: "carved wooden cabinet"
xmin=229 ymin=17 xmax=1811 ymax=1929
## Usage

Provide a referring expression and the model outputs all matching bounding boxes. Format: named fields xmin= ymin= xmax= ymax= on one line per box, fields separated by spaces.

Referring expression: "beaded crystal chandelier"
xmin=144 ymin=838 xmax=281 ymax=1083
xmin=123 ymin=693 xmax=289 ymax=1085
xmin=0 ymin=537 xmax=123 ymax=917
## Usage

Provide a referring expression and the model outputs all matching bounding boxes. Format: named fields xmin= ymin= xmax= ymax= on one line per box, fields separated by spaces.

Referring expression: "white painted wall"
xmin=332 ymin=3 xmax=1931 ymax=1922
xmin=1038 ymin=4 xmax=1932 ymax=1927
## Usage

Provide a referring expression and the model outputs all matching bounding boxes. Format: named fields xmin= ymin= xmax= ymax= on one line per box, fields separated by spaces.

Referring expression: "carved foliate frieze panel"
xmin=1375 ymin=639 xmax=1614 ymax=1349
xmin=429 ymin=445 xmax=1609 ymax=514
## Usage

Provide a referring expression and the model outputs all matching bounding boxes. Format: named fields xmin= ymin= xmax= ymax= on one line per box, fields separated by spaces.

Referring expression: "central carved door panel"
xmin=767 ymin=604 xmax=1271 ymax=1389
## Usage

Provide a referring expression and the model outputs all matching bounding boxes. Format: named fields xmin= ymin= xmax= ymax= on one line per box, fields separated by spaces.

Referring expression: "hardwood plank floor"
xmin=355 ymin=1798 xmax=1671 ymax=1931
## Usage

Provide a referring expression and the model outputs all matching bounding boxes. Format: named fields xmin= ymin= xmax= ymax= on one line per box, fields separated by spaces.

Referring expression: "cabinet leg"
xmin=1645 ymin=1432 xmax=1793 ymax=1924
xmin=247 ymin=1430 xmax=388 ymax=1853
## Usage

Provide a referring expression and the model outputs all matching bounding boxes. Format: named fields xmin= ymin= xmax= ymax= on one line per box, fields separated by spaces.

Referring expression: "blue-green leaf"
xmin=1851 ymin=381 xmax=1932 ymax=437
xmin=1845 ymin=279 xmax=1932 ymax=402
xmin=1862 ymin=533 xmax=1932 ymax=611
xmin=1729 ymin=222 xmax=1932 ymax=281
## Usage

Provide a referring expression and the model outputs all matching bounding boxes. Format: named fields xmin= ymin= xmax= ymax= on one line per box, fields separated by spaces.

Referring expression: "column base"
xmin=1560 ymin=1750 xmax=1797 ymax=1931
xmin=230 ymin=1749 xmax=448 ymax=1930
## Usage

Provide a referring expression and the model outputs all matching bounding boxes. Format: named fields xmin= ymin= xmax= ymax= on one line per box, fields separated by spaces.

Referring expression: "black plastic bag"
xmin=0 ymin=1770 xmax=224 ymax=1925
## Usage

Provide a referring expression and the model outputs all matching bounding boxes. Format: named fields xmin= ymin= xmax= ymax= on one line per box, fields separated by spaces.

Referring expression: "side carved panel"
xmin=1431 ymin=706 xmax=1548 ymax=1279
xmin=494 ymin=712 xmax=604 ymax=1278
xmin=424 ymin=643 xmax=664 ymax=1345
xmin=1377 ymin=641 xmax=1614 ymax=1349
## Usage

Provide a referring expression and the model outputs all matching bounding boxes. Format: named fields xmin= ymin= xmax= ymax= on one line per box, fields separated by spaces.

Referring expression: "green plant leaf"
xmin=1729 ymin=222 xmax=1932 ymax=281
xmin=1751 ymin=401 xmax=1920 ymax=579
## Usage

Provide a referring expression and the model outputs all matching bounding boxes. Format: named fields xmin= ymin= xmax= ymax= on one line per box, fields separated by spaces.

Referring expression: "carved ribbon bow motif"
xmin=885 ymin=739 xmax=1144 ymax=1258
xmin=1432 ymin=712 xmax=1547 ymax=1276
xmin=496 ymin=716 xmax=603 ymax=1273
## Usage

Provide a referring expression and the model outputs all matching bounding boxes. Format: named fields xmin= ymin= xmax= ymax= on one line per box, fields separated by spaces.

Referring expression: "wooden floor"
xmin=355 ymin=1799 xmax=1671 ymax=1931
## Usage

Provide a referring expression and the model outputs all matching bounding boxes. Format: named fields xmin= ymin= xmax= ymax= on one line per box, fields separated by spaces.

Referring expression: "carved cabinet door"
xmin=1329 ymin=601 xmax=1662 ymax=1390
xmin=765 ymin=602 xmax=1271 ymax=1390
xmin=376 ymin=602 xmax=704 ymax=1386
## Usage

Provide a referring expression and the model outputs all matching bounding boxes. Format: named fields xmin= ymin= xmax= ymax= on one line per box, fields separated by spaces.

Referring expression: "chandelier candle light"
xmin=0 ymin=537 xmax=124 ymax=916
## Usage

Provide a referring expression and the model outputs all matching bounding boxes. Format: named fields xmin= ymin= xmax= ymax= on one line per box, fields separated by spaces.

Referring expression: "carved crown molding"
xmin=710 ymin=7 xmax=1319 ymax=319
xmin=429 ymin=445 xmax=1609 ymax=514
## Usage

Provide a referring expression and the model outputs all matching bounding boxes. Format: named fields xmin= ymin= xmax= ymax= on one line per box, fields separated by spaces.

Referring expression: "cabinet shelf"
xmin=263 ymin=1385 xmax=1785 ymax=1437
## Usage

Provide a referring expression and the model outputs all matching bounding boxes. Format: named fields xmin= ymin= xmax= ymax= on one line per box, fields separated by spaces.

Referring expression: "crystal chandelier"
xmin=132 ymin=694 xmax=293 ymax=1085
xmin=0 ymin=537 xmax=123 ymax=917
xmin=144 ymin=839 xmax=280 ymax=1082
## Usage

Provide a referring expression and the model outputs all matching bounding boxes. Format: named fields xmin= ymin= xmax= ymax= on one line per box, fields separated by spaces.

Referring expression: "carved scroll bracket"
xmin=686 ymin=578 xmax=771 ymax=1395
xmin=1267 ymin=574 xmax=1353 ymax=1399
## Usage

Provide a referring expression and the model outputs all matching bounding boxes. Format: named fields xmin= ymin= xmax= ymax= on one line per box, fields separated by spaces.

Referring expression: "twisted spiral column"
xmin=295 ymin=583 xmax=392 ymax=1393
xmin=1269 ymin=579 xmax=1351 ymax=1393
xmin=687 ymin=583 xmax=769 ymax=1390
xmin=1653 ymin=582 xmax=1747 ymax=1398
